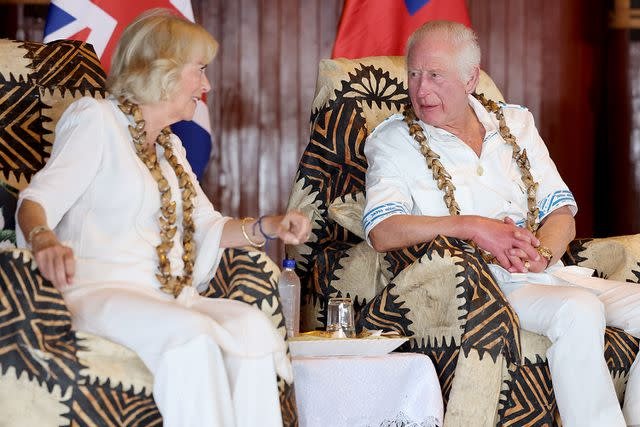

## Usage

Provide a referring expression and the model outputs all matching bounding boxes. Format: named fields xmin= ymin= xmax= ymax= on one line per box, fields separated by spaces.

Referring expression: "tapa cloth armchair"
xmin=0 ymin=38 xmax=297 ymax=426
xmin=286 ymin=55 xmax=640 ymax=426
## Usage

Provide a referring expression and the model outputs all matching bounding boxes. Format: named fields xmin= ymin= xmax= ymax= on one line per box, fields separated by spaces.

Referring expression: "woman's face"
xmin=169 ymin=59 xmax=211 ymax=122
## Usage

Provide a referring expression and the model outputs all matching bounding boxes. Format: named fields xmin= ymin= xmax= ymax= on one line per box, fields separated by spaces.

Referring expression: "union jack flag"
xmin=43 ymin=0 xmax=214 ymax=180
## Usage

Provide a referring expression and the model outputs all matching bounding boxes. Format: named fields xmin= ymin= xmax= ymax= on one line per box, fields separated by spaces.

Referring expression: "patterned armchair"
xmin=0 ymin=39 xmax=297 ymax=426
xmin=286 ymin=55 xmax=640 ymax=426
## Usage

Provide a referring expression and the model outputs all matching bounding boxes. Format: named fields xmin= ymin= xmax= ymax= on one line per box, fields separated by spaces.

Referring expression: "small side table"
xmin=292 ymin=352 xmax=443 ymax=427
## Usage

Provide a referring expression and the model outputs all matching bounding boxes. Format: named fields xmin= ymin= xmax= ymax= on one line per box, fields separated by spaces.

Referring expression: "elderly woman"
xmin=15 ymin=9 xmax=310 ymax=427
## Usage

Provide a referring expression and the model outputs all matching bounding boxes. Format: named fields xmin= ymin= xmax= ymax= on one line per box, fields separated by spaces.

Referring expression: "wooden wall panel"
xmin=597 ymin=30 xmax=637 ymax=236
xmin=256 ymin=0 xmax=278 ymax=217
xmin=194 ymin=0 xmax=342 ymax=260
xmin=298 ymin=1 xmax=320 ymax=158
xmin=278 ymin=0 xmax=300 ymax=214
xmin=469 ymin=0 xmax=606 ymax=237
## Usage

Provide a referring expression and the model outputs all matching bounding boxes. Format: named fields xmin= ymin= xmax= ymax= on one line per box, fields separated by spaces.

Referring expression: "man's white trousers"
xmin=504 ymin=278 xmax=640 ymax=427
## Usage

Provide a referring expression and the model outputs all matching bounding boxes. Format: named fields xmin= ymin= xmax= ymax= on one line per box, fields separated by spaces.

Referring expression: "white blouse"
xmin=17 ymin=97 xmax=230 ymax=291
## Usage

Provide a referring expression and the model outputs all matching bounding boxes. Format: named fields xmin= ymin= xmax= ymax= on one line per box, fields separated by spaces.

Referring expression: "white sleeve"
xmin=512 ymin=109 xmax=578 ymax=220
xmin=363 ymin=125 xmax=414 ymax=240
xmin=16 ymin=97 xmax=105 ymax=245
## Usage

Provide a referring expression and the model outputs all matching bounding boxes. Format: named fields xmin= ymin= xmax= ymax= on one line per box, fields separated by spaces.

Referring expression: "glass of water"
xmin=326 ymin=297 xmax=356 ymax=338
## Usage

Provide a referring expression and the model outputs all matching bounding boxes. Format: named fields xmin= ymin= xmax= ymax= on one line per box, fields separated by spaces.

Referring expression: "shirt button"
xmin=477 ymin=165 xmax=484 ymax=176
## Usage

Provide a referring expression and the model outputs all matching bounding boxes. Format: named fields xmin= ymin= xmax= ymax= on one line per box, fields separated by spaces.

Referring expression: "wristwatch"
xmin=537 ymin=246 xmax=553 ymax=266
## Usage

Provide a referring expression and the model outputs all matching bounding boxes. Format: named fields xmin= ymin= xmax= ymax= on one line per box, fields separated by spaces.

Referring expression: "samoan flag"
xmin=43 ymin=0 xmax=213 ymax=180
xmin=332 ymin=0 xmax=471 ymax=59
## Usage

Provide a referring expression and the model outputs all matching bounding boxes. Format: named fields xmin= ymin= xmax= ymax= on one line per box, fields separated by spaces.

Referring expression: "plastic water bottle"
xmin=278 ymin=258 xmax=300 ymax=338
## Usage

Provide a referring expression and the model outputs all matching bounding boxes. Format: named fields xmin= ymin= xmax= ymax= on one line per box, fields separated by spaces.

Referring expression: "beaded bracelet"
xmin=240 ymin=217 xmax=265 ymax=248
xmin=253 ymin=215 xmax=277 ymax=241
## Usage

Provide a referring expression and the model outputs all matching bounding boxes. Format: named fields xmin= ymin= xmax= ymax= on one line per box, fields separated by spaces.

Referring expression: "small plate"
xmin=288 ymin=333 xmax=408 ymax=357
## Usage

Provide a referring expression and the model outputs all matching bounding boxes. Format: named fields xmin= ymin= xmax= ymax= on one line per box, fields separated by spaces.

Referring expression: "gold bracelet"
xmin=28 ymin=225 xmax=50 ymax=246
xmin=240 ymin=217 xmax=265 ymax=248
xmin=537 ymin=246 xmax=553 ymax=266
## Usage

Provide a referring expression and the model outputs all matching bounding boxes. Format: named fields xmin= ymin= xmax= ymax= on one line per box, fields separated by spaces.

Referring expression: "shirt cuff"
xmin=363 ymin=201 xmax=409 ymax=241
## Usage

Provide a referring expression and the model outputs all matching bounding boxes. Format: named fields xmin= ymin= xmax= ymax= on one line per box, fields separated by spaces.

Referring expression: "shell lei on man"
xmin=119 ymin=98 xmax=197 ymax=298
xmin=402 ymin=92 xmax=540 ymax=233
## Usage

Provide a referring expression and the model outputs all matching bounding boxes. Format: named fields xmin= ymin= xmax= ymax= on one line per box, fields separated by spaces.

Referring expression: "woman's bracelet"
xmin=253 ymin=215 xmax=277 ymax=241
xmin=240 ymin=217 xmax=265 ymax=248
xmin=28 ymin=225 xmax=50 ymax=246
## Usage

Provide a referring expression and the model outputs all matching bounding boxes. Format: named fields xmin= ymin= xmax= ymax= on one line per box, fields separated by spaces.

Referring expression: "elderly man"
xmin=363 ymin=20 xmax=640 ymax=427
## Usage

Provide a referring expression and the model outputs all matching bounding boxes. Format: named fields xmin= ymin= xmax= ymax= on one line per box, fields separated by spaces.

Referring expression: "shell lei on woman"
xmin=118 ymin=98 xmax=197 ymax=298
xmin=402 ymin=92 xmax=540 ymax=233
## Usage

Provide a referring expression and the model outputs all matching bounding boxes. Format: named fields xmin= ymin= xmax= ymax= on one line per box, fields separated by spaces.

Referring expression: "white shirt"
xmin=17 ymin=97 xmax=230 ymax=291
xmin=363 ymin=95 xmax=577 ymax=238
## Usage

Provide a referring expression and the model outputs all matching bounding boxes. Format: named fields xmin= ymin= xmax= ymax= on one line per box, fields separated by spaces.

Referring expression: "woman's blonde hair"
xmin=108 ymin=9 xmax=218 ymax=104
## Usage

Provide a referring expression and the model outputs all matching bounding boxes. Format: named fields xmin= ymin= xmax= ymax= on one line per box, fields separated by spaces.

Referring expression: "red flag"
xmin=332 ymin=0 xmax=471 ymax=58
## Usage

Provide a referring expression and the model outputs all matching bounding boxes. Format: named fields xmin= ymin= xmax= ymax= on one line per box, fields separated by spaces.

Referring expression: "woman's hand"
xmin=263 ymin=211 xmax=311 ymax=245
xmin=31 ymin=231 xmax=75 ymax=290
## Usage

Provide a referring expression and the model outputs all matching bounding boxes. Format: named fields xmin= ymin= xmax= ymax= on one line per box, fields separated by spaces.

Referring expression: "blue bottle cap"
xmin=282 ymin=258 xmax=296 ymax=269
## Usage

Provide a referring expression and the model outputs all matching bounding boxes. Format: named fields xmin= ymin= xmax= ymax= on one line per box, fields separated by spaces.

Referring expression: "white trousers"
xmin=504 ymin=278 xmax=640 ymax=427
xmin=63 ymin=285 xmax=285 ymax=427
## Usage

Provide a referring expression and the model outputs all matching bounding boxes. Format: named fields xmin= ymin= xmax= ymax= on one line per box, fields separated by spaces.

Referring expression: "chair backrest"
xmin=311 ymin=56 xmax=503 ymax=137
xmin=287 ymin=55 xmax=503 ymax=330
xmin=0 ymin=39 xmax=106 ymax=239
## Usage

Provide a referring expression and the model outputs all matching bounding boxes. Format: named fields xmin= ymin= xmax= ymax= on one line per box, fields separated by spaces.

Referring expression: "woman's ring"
xmin=524 ymin=260 xmax=531 ymax=269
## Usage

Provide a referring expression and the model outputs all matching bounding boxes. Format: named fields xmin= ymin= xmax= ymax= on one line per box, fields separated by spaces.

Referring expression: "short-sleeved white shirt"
xmin=363 ymin=95 xmax=577 ymax=239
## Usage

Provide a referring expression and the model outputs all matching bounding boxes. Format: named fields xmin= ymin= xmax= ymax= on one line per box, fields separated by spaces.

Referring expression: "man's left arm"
xmin=526 ymin=206 xmax=575 ymax=272
xmin=506 ymin=109 xmax=577 ymax=272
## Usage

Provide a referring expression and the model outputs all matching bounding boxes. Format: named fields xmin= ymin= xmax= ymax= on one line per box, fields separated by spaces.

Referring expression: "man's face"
xmin=407 ymin=36 xmax=473 ymax=129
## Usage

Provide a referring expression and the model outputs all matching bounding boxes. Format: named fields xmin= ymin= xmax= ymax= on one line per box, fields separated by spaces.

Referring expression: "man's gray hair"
xmin=406 ymin=20 xmax=481 ymax=82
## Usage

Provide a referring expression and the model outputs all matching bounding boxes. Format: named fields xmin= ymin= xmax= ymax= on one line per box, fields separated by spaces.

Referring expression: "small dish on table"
xmin=288 ymin=330 xmax=408 ymax=357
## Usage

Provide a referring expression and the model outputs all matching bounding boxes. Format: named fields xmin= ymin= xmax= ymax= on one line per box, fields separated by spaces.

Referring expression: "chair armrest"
xmin=202 ymin=247 xmax=287 ymax=336
xmin=563 ymin=234 xmax=640 ymax=283
xmin=202 ymin=246 xmax=280 ymax=301
xmin=360 ymin=235 xmax=521 ymax=363
xmin=0 ymin=249 xmax=78 ymax=384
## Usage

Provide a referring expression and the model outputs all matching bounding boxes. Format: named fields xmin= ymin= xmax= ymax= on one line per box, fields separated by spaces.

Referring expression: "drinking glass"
xmin=326 ymin=297 xmax=356 ymax=338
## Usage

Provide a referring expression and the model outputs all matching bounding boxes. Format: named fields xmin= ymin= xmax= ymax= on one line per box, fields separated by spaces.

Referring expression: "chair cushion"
xmin=328 ymin=192 xmax=366 ymax=239
xmin=565 ymin=235 xmax=640 ymax=282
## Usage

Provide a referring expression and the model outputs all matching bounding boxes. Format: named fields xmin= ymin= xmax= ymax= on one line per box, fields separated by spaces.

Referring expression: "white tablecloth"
xmin=292 ymin=353 xmax=443 ymax=427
